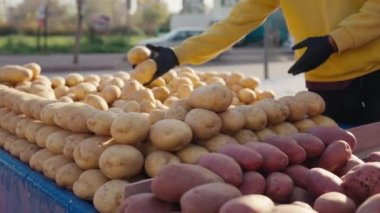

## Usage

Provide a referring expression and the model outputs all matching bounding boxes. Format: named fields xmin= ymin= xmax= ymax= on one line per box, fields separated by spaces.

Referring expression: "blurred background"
xmin=0 ymin=0 xmax=291 ymax=54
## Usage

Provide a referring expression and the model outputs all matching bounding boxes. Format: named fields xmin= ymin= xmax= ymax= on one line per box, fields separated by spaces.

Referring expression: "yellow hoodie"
xmin=173 ymin=0 xmax=380 ymax=82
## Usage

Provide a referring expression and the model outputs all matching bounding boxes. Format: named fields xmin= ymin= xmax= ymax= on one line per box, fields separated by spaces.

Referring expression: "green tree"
xmin=6 ymin=0 xmax=72 ymax=33
xmin=133 ymin=1 xmax=170 ymax=35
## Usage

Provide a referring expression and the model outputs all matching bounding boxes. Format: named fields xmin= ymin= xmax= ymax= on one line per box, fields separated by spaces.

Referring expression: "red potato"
xmin=263 ymin=135 xmax=307 ymax=165
xmin=151 ymin=164 xmax=223 ymax=202
xmin=290 ymin=187 xmax=314 ymax=205
xmin=305 ymin=168 xmax=343 ymax=197
xmin=239 ymin=171 xmax=266 ymax=195
xmin=301 ymin=157 xmax=320 ymax=169
xmin=292 ymin=201 xmax=313 ymax=210
xmin=244 ymin=142 xmax=288 ymax=172
xmin=356 ymin=194 xmax=380 ymax=213
xmin=363 ymin=151 xmax=380 ymax=162
xmin=336 ymin=155 xmax=364 ymax=177
xmin=308 ymin=126 xmax=357 ymax=151
xmin=198 ymin=153 xmax=243 ymax=186
xmin=285 ymin=165 xmax=309 ymax=188
xmin=313 ymin=192 xmax=356 ymax=213
xmin=318 ymin=140 xmax=352 ymax=173
xmin=219 ymin=194 xmax=275 ymax=213
xmin=341 ymin=162 xmax=380 ymax=203
xmin=120 ymin=193 xmax=174 ymax=213
xmin=180 ymin=182 xmax=241 ymax=213
xmin=218 ymin=143 xmax=263 ymax=171
xmin=271 ymin=204 xmax=317 ymax=213
xmin=265 ymin=172 xmax=294 ymax=203
xmin=289 ymin=133 xmax=325 ymax=158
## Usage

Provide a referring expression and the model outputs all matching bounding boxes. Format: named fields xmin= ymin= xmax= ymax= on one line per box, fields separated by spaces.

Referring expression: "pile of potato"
xmin=121 ymin=128 xmax=380 ymax=213
xmin=1 ymin=58 xmax=373 ymax=213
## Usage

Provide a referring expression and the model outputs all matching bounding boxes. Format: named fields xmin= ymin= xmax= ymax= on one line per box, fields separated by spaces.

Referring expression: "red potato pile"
xmin=121 ymin=125 xmax=380 ymax=213
xmin=0 ymin=55 xmax=376 ymax=213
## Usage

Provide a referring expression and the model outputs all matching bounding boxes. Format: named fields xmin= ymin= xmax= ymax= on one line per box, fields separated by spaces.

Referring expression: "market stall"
xmin=0 ymin=53 xmax=380 ymax=212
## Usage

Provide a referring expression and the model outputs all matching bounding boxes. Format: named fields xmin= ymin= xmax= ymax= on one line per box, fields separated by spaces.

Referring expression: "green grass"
xmin=0 ymin=34 xmax=149 ymax=54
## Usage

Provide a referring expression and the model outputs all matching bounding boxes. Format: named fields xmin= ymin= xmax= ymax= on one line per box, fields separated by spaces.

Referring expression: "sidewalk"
xmin=0 ymin=47 xmax=294 ymax=73
xmin=0 ymin=48 xmax=306 ymax=97
xmin=0 ymin=53 xmax=129 ymax=72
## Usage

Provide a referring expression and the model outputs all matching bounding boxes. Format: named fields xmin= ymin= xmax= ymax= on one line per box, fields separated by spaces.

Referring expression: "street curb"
xmin=41 ymin=65 xmax=116 ymax=73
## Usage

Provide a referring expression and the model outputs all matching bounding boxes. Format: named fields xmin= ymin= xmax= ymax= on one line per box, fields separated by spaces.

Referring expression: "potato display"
xmin=1 ymin=61 xmax=376 ymax=213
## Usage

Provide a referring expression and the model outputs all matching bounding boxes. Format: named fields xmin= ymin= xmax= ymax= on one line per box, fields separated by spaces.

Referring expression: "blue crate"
xmin=0 ymin=149 xmax=98 ymax=213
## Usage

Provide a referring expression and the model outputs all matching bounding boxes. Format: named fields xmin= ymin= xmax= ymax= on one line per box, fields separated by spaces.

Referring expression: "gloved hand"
xmin=288 ymin=36 xmax=337 ymax=75
xmin=146 ymin=44 xmax=179 ymax=80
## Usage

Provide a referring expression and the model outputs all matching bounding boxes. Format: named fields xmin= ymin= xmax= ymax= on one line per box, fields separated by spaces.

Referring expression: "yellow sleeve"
xmin=330 ymin=0 xmax=380 ymax=52
xmin=173 ymin=0 xmax=279 ymax=65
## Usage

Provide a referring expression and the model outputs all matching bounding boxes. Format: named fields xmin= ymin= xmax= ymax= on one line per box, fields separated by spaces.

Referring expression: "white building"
xmin=170 ymin=0 xmax=288 ymax=46
xmin=170 ymin=0 xmax=238 ymax=29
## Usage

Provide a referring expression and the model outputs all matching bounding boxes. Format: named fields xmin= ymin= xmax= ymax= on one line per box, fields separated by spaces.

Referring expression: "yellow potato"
xmin=189 ymin=83 xmax=233 ymax=112
xmin=234 ymin=105 xmax=267 ymax=131
xmin=238 ymin=76 xmax=260 ymax=89
xmin=150 ymin=119 xmax=193 ymax=151
xmin=233 ymin=129 xmax=260 ymax=144
xmin=84 ymin=94 xmax=109 ymax=111
xmin=62 ymin=133 xmax=92 ymax=160
xmin=219 ymin=109 xmax=245 ymax=134
xmin=120 ymin=80 xmax=142 ymax=99
xmin=73 ymin=136 xmax=114 ymax=170
xmin=254 ymin=98 xmax=290 ymax=125
xmin=42 ymin=155 xmax=72 ymax=180
xmin=278 ymin=96 xmax=308 ymax=121
xmin=83 ymin=74 xmax=101 ymax=83
xmin=184 ymin=108 xmax=222 ymax=140
xmin=295 ymin=91 xmax=326 ymax=116
xmin=73 ymin=82 xmax=98 ymax=100
xmin=199 ymin=134 xmax=239 ymax=152
xmin=29 ymin=149 xmax=55 ymax=171
xmin=152 ymin=86 xmax=171 ymax=102
xmin=65 ymin=105 xmax=98 ymax=133
xmin=145 ymin=150 xmax=181 ymax=177
xmin=66 ymin=73 xmax=84 ymax=87
xmin=176 ymin=144 xmax=209 ymax=164
xmin=19 ymin=144 xmax=40 ymax=163
xmin=0 ymin=65 xmax=33 ymax=84
xmin=99 ymin=145 xmax=144 ymax=179
xmin=45 ymin=130 xmax=73 ymax=154
xmin=87 ymin=110 xmax=118 ymax=136
xmin=310 ymin=115 xmax=338 ymax=127
xmin=93 ymin=180 xmax=129 ymax=213
xmin=55 ymin=163 xmax=84 ymax=190
xmin=131 ymin=59 xmax=157 ymax=84
xmin=149 ymin=109 xmax=166 ymax=125
xmin=73 ymin=169 xmax=109 ymax=201
xmin=23 ymin=63 xmax=41 ymax=80
xmin=121 ymin=100 xmax=140 ymax=112
xmin=126 ymin=46 xmax=151 ymax=65
xmin=293 ymin=119 xmax=317 ymax=133
xmin=35 ymin=125 xmax=61 ymax=148
xmin=238 ymin=88 xmax=257 ymax=104
xmin=111 ymin=112 xmax=150 ymax=145
xmin=100 ymin=85 xmax=121 ymax=105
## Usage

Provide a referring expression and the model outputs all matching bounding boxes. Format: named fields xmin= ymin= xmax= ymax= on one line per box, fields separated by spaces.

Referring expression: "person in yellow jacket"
xmin=143 ymin=0 xmax=380 ymax=126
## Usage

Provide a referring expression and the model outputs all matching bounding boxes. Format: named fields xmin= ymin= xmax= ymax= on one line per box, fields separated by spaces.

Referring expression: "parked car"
xmin=138 ymin=27 xmax=232 ymax=60
xmin=138 ymin=27 xmax=205 ymax=47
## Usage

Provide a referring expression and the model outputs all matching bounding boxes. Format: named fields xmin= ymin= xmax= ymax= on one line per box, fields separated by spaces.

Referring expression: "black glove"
xmin=146 ymin=44 xmax=179 ymax=80
xmin=288 ymin=36 xmax=337 ymax=75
